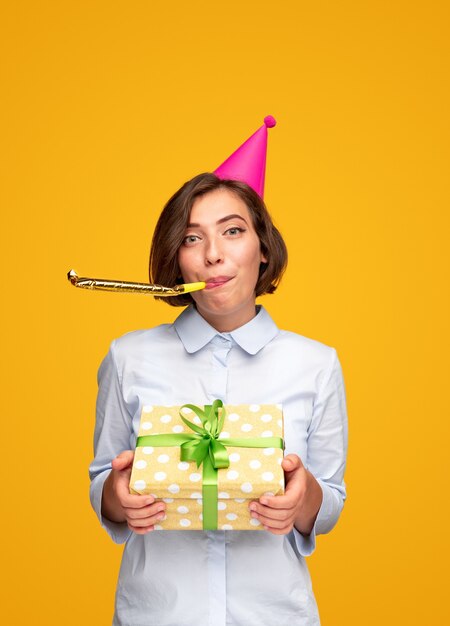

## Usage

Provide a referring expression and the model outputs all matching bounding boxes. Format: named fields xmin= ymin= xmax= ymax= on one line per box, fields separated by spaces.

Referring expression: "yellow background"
xmin=1 ymin=1 xmax=449 ymax=624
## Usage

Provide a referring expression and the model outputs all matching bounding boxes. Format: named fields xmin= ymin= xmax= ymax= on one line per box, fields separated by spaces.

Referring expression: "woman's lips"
xmin=204 ymin=276 xmax=233 ymax=290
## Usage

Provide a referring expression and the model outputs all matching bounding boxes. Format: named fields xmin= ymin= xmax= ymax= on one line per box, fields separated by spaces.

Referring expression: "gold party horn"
xmin=67 ymin=269 xmax=205 ymax=296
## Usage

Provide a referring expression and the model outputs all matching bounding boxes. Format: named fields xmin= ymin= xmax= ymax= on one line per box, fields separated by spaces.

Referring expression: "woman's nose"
xmin=204 ymin=239 xmax=223 ymax=265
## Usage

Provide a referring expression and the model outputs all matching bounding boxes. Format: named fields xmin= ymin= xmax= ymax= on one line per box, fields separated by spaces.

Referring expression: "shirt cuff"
xmin=292 ymin=478 xmax=335 ymax=557
xmin=90 ymin=469 xmax=132 ymax=545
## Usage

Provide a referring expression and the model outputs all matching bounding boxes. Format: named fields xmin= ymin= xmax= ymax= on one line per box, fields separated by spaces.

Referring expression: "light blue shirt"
xmin=90 ymin=304 xmax=348 ymax=626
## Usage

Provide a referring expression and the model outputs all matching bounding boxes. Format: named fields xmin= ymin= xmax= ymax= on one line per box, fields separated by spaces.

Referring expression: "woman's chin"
xmin=196 ymin=294 xmax=255 ymax=320
xmin=196 ymin=298 xmax=230 ymax=316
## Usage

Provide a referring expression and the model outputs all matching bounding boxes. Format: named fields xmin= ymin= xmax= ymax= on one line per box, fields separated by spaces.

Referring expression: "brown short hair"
xmin=149 ymin=173 xmax=287 ymax=307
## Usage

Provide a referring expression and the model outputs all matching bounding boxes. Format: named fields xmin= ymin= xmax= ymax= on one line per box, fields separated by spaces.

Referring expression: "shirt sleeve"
xmin=89 ymin=341 xmax=133 ymax=544
xmin=293 ymin=348 xmax=348 ymax=557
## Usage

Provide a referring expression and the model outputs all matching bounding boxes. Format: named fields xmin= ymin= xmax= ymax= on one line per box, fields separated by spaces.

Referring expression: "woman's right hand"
xmin=101 ymin=450 xmax=166 ymax=534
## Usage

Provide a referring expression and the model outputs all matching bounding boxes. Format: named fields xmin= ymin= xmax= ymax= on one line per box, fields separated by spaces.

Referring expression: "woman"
xmin=89 ymin=123 xmax=348 ymax=626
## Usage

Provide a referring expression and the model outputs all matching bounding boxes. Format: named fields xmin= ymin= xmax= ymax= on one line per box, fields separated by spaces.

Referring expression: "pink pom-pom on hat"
xmin=264 ymin=115 xmax=276 ymax=128
xmin=214 ymin=115 xmax=277 ymax=198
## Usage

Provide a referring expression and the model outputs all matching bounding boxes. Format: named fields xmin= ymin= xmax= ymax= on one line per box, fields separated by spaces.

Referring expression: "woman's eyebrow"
xmin=187 ymin=214 xmax=248 ymax=227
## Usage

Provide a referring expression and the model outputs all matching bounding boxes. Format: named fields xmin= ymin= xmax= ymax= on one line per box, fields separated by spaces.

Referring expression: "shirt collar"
xmin=173 ymin=304 xmax=279 ymax=355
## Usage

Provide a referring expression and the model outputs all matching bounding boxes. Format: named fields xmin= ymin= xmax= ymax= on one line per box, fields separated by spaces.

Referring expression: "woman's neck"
xmin=194 ymin=304 xmax=258 ymax=333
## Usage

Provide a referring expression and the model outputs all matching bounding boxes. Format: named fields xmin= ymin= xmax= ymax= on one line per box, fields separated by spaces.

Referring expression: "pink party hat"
xmin=214 ymin=115 xmax=276 ymax=198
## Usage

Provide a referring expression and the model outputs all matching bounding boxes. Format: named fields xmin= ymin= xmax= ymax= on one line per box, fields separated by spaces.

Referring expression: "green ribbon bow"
xmin=136 ymin=400 xmax=284 ymax=530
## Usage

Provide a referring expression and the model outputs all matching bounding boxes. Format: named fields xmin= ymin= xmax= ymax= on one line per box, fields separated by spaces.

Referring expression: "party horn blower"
xmin=67 ymin=270 xmax=205 ymax=297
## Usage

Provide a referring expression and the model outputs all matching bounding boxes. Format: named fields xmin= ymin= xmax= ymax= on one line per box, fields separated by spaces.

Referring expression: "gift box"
xmin=129 ymin=401 xmax=285 ymax=530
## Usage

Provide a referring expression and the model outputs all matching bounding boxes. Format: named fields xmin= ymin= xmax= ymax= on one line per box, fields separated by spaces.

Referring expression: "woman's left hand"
xmin=248 ymin=454 xmax=323 ymax=536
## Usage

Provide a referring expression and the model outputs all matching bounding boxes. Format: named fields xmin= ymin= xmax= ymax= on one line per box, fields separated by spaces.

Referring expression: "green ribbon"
xmin=136 ymin=400 xmax=284 ymax=530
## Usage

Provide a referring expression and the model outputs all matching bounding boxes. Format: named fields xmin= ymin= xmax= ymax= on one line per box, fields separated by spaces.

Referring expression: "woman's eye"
xmin=225 ymin=227 xmax=245 ymax=236
xmin=183 ymin=235 xmax=200 ymax=245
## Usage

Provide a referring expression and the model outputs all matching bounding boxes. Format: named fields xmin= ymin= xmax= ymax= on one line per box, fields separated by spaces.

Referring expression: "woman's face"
xmin=178 ymin=188 xmax=267 ymax=332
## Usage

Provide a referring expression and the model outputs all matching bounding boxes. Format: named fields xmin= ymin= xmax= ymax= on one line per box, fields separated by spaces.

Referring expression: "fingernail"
xmin=249 ymin=504 xmax=257 ymax=512
xmin=260 ymin=498 xmax=268 ymax=505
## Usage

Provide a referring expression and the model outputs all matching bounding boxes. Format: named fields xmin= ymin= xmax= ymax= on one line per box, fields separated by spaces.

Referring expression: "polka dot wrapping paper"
xmin=129 ymin=404 xmax=285 ymax=530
